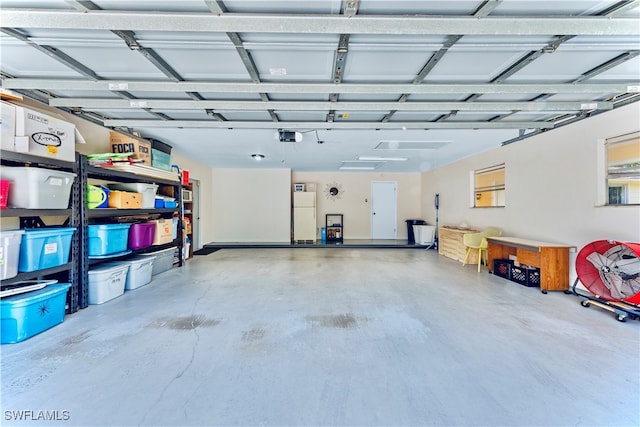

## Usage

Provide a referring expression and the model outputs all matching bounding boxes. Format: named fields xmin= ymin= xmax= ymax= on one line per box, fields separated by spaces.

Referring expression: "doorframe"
xmin=191 ymin=178 xmax=201 ymax=250
xmin=371 ymin=181 xmax=398 ymax=239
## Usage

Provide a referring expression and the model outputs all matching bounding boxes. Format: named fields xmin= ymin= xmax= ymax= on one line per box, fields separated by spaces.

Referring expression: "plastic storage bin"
xmin=108 ymin=183 xmax=158 ymax=209
xmin=128 ymin=222 xmax=156 ymax=251
xmin=0 ymin=179 xmax=9 ymax=209
xmin=141 ymin=247 xmax=175 ymax=275
xmin=171 ymin=217 xmax=178 ymax=240
xmin=0 ymin=167 xmax=76 ymax=209
xmin=405 ymin=219 xmax=427 ymax=244
xmin=413 ymin=225 xmax=436 ymax=245
xmin=125 ymin=256 xmax=155 ymax=290
xmin=107 ymin=256 xmax=156 ymax=290
xmin=1 ymin=283 xmax=71 ymax=344
xmin=0 ymin=230 xmax=25 ymax=279
xmin=18 ymin=228 xmax=76 ymax=273
xmin=153 ymin=196 xmax=177 ymax=209
xmin=151 ymin=149 xmax=172 ymax=171
xmin=88 ymin=263 xmax=129 ymax=304
xmin=88 ymin=223 xmax=131 ymax=256
xmin=151 ymin=219 xmax=173 ymax=245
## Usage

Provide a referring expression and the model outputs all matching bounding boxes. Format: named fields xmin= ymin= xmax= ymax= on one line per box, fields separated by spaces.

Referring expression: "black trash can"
xmin=405 ymin=219 xmax=427 ymax=244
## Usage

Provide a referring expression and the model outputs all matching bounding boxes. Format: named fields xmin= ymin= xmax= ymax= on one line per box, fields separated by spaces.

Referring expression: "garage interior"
xmin=1 ymin=1 xmax=639 ymax=426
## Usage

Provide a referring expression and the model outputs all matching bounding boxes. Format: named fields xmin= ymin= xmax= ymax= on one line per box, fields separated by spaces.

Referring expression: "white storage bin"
xmin=171 ymin=217 xmax=178 ymax=240
xmin=0 ymin=167 xmax=76 ymax=209
xmin=140 ymin=247 xmax=175 ymax=275
xmin=88 ymin=263 xmax=129 ymax=304
xmin=122 ymin=256 xmax=155 ymax=290
xmin=413 ymin=225 xmax=436 ymax=245
xmin=0 ymin=230 xmax=25 ymax=280
xmin=108 ymin=183 xmax=158 ymax=209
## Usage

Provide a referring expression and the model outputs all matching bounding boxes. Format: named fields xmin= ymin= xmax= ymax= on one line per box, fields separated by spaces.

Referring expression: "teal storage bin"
xmin=88 ymin=223 xmax=131 ymax=256
xmin=18 ymin=228 xmax=76 ymax=272
xmin=1 ymin=283 xmax=71 ymax=344
xmin=151 ymin=148 xmax=172 ymax=171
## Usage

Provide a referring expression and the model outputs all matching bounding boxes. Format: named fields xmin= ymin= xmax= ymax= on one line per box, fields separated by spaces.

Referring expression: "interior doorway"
xmin=371 ymin=181 xmax=397 ymax=239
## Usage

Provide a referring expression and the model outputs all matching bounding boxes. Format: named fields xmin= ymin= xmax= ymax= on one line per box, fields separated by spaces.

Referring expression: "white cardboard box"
xmin=1 ymin=101 xmax=16 ymax=151
xmin=14 ymin=106 xmax=76 ymax=162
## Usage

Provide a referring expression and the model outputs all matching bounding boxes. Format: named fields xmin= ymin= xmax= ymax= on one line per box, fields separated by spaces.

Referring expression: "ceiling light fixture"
xmin=339 ymin=166 xmax=377 ymax=170
xmin=375 ymin=141 xmax=451 ymax=150
xmin=251 ymin=153 xmax=265 ymax=160
xmin=356 ymin=156 xmax=408 ymax=161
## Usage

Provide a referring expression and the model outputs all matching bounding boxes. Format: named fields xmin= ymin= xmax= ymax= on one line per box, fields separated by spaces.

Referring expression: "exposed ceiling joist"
xmin=101 ymin=120 xmax=555 ymax=129
xmin=49 ymin=98 xmax=613 ymax=112
xmin=5 ymin=80 xmax=636 ymax=95
xmin=1 ymin=10 xmax=638 ymax=35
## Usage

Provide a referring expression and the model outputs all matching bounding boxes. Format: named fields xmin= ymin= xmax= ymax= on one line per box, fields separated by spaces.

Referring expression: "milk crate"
xmin=510 ymin=265 xmax=541 ymax=287
xmin=493 ymin=259 xmax=513 ymax=280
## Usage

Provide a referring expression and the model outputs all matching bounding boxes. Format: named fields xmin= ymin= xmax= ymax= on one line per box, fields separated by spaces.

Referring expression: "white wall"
xmin=292 ymin=172 xmax=423 ymax=239
xmin=421 ymin=102 xmax=640 ymax=279
xmin=170 ymin=152 xmax=213 ymax=249
xmin=211 ymin=168 xmax=291 ymax=242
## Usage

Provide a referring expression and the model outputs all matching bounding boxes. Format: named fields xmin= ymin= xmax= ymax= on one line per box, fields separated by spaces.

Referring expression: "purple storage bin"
xmin=128 ymin=222 xmax=156 ymax=250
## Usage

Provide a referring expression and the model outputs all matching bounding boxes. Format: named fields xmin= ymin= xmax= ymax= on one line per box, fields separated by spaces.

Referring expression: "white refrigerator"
xmin=293 ymin=192 xmax=316 ymax=242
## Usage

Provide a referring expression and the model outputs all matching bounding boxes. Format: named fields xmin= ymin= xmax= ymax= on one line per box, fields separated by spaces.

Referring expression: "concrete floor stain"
xmin=149 ymin=315 xmax=221 ymax=330
xmin=62 ymin=329 xmax=93 ymax=346
xmin=242 ymin=327 xmax=266 ymax=342
xmin=307 ymin=313 xmax=359 ymax=329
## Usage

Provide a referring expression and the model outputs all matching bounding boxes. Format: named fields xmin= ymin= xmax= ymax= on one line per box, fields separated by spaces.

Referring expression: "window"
xmin=473 ymin=163 xmax=505 ymax=207
xmin=606 ymin=131 xmax=640 ymax=205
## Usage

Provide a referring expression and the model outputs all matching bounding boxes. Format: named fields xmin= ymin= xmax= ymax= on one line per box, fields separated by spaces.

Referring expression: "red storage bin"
xmin=128 ymin=222 xmax=156 ymax=250
xmin=0 ymin=180 xmax=9 ymax=209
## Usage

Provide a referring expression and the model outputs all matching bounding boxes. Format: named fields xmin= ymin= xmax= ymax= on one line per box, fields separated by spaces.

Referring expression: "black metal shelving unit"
xmin=77 ymin=155 xmax=184 ymax=309
xmin=0 ymin=150 xmax=81 ymax=313
xmin=326 ymin=214 xmax=344 ymax=244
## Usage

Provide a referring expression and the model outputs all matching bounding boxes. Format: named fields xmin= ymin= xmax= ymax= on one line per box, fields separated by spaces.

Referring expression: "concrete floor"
xmin=1 ymin=248 xmax=639 ymax=427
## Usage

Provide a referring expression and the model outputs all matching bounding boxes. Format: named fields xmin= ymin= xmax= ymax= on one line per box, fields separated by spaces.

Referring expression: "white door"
xmin=371 ymin=181 xmax=397 ymax=239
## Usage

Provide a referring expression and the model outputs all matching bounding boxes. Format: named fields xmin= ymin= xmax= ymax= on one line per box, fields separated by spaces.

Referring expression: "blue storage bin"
xmin=18 ymin=228 xmax=76 ymax=272
xmin=1 ymin=283 xmax=71 ymax=343
xmin=164 ymin=200 xmax=177 ymax=208
xmin=88 ymin=223 xmax=131 ymax=256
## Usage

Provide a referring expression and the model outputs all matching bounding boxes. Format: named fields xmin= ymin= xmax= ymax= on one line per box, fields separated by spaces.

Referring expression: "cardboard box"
xmin=14 ymin=105 xmax=76 ymax=162
xmin=1 ymin=101 xmax=16 ymax=151
xmin=110 ymin=132 xmax=151 ymax=165
xmin=151 ymin=219 xmax=173 ymax=245
xmin=108 ymin=190 xmax=142 ymax=209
